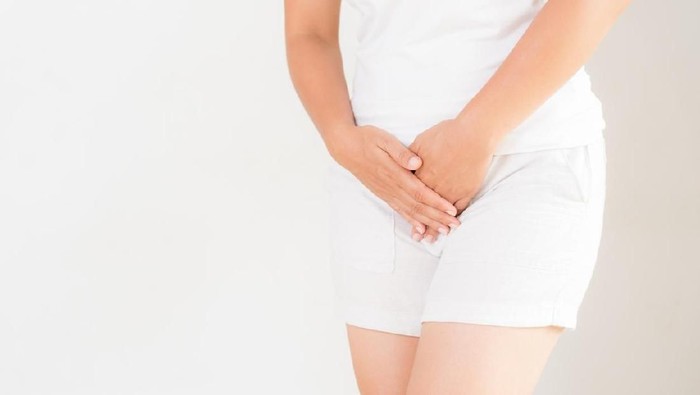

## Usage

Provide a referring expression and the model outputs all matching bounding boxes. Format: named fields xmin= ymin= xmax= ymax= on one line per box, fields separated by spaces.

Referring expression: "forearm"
xmin=455 ymin=0 xmax=632 ymax=145
xmin=285 ymin=34 xmax=355 ymax=158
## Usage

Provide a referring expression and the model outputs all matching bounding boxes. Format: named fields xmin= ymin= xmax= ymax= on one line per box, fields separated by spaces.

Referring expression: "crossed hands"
xmin=327 ymin=117 xmax=499 ymax=244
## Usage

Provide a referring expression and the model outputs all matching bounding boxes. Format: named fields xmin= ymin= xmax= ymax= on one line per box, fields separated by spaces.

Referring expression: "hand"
xmin=407 ymin=117 xmax=499 ymax=242
xmin=327 ymin=124 xmax=461 ymax=237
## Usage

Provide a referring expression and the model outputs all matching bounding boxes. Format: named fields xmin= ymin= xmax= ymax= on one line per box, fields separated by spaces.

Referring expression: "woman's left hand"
xmin=407 ymin=117 xmax=500 ymax=243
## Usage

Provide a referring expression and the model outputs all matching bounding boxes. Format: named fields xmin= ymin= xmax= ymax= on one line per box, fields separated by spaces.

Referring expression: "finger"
xmin=389 ymin=201 xmax=429 ymax=243
xmin=392 ymin=196 xmax=446 ymax=234
xmin=356 ymin=159 xmax=432 ymax=236
xmin=395 ymin=189 xmax=460 ymax=233
xmin=376 ymin=135 xmax=423 ymax=171
xmin=411 ymin=226 xmax=425 ymax=242
xmin=396 ymin=170 xmax=458 ymax=216
xmin=368 ymin=155 xmax=456 ymax=228
xmin=393 ymin=206 xmax=427 ymax=238
xmin=369 ymin=151 xmax=459 ymax=231
xmin=422 ymin=226 xmax=441 ymax=244
xmin=395 ymin=183 xmax=461 ymax=228
xmin=454 ymin=196 xmax=473 ymax=214
xmin=390 ymin=203 xmax=427 ymax=235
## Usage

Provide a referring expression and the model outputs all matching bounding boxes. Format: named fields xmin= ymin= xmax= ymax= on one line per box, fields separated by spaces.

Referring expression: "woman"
xmin=285 ymin=0 xmax=631 ymax=393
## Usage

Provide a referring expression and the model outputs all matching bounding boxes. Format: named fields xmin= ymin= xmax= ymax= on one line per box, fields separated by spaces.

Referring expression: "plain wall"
xmin=0 ymin=1 xmax=697 ymax=394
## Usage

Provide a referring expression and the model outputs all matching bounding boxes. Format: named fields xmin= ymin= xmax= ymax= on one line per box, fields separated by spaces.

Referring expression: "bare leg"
xmin=406 ymin=322 xmax=564 ymax=395
xmin=346 ymin=323 xmax=420 ymax=395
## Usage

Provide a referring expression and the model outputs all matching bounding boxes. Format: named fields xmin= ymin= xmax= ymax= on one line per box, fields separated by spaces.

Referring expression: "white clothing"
xmin=342 ymin=0 xmax=606 ymax=154
xmin=325 ymin=138 xmax=607 ymax=335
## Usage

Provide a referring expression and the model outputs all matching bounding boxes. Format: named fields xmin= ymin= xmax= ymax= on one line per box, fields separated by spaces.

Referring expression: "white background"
xmin=0 ymin=1 xmax=698 ymax=394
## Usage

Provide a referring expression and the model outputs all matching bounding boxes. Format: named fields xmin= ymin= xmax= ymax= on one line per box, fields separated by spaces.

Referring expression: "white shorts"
xmin=324 ymin=137 xmax=607 ymax=337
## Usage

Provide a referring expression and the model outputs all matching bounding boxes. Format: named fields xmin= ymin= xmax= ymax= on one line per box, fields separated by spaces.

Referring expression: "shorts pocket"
xmin=556 ymin=144 xmax=593 ymax=204
xmin=326 ymin=164 xmax=396 ymax=274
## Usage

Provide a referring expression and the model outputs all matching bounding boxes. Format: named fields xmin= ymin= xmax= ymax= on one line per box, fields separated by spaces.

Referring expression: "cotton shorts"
xmin=324 ymin=137 xmax=607 ymax=337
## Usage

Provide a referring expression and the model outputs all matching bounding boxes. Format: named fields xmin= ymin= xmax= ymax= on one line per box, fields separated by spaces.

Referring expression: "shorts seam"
xmin=551 ymin=143 xmax=596 ymax=320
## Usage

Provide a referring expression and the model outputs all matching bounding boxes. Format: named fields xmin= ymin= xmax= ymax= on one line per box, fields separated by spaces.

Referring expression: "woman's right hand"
xmin=326 ymin=124 xmax=461 ymax=238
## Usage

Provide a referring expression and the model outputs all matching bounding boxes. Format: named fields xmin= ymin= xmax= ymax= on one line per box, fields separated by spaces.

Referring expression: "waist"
xmin=350 ymin=68 xmax=599 ymax=127
xmin=348 ymin=68 xmax=606 ymax=154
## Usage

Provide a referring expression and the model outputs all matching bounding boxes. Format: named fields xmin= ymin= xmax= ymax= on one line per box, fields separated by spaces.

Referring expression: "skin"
xmin=284 ymin=0 xmax=461 ymax=238
xmin=407 ymin=0 xmax=632 ymax=243
xmin=346 ymin=325 xmax=419 ymax=395
xmin=405 ymin=323 xmax=565 ymax=395
xmin=285 ymin=0 xmax=632 ymax=393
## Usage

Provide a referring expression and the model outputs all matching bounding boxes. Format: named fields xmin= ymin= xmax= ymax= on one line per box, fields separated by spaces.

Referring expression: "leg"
xmin=346 ymin=324 xmax=420 ymax=395
xmin=406 ymin=322 xmax=564 ymax=395
xmin=328 ymin=198 xmax=442 ymax=393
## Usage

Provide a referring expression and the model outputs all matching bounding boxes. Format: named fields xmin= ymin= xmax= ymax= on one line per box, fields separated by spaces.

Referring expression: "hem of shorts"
xmin=336 ymin=302 xmax=424 ymax=337
xmin=420 ymin=300 xmax=579 ymax=331
xmin=334 ymin=300 xmax=579 ymax=338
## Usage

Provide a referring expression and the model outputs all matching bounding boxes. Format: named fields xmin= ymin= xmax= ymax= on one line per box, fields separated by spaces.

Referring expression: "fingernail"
xmin=446 ymin=208 xmax=457 ymax=216
xmin=424 ymin=234 xmax=434 ymax=243
xmin=417 ymin=225 xmax=425 ymax=234
xmin=438 ymin=227 xmax=447 ymax=235
xmin=408 ymin=156 xmax=421 ymax=169
xmin=412 ymin=233 xmax=422 ymax=241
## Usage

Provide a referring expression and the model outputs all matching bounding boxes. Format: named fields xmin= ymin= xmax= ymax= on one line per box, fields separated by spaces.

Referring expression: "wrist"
xmin=452 ymin=113 xmax=503 ymax=152
xmin=323 ymin=123 xmax=356 ymax=164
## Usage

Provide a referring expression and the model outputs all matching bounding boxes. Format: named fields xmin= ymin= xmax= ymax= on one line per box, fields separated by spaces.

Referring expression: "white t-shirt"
xmin=342 ymin=0 xmax=606 ymax=155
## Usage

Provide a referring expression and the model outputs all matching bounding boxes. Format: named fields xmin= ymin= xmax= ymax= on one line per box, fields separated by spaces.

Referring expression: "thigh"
xmin=336 ymin=219 xmax=440 ymax=393
xmin=326 ymin=163 xmax=443 ymax=392
xmin=346 ymin=324 xmax=420 ymax=395
xmin=406 ymin=322 xmax=564 ymax=395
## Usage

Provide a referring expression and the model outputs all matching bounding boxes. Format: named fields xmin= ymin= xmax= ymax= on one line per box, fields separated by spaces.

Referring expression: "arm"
xmin=407 ymin=0 xmax=632 ymax=242
xmin=284 ymin=0 xmax=354 ymax=157
xmin=454 ymin=0 xmax=633 ymax=144
xmin=284 ymin=0 xmax=462 ymax=236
